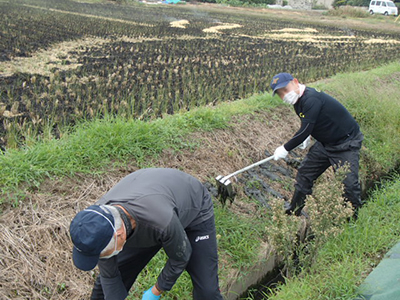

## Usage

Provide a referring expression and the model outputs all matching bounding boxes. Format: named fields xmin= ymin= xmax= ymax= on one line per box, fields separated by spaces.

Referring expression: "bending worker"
xmin=270 ymin=73 xmax=364 ymax=216
xmin=69 ymin=168 xmax=223 ymax=300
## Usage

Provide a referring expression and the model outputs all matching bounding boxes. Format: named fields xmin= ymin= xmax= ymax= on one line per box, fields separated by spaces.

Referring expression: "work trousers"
xmin=295 ymin=132 xmax=364 ymax=209
xmin=90 ymin=215 xmax=223 ymax=300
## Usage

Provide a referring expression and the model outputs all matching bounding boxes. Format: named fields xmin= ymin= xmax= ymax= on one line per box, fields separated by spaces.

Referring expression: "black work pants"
xmin=295 ymin=132 xmax=364 ymax=209
xmin=90 ymin=215 xmax=223 ymax=300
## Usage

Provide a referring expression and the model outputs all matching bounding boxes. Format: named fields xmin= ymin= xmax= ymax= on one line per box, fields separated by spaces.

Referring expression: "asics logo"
xmin=195 ymin=235 xmax=209 ymax=242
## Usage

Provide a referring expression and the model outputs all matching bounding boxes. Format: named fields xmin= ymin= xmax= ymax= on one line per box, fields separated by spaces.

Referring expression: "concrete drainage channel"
xmin=223 ymin=222 xmax=307 ymax=300
xmin=206 ymin=149 xmax=306 ymax=300
xmin=226 ymin=252 xmax=283 ymax=300
xmin=239 ymin=264 xmax=286 ymax=300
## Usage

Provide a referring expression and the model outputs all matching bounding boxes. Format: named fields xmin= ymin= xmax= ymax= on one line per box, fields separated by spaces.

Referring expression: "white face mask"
xmin=100 ymin=234 xmax=124 ymax=259
xmin=283 ymin=89 xmax=300 ymax=105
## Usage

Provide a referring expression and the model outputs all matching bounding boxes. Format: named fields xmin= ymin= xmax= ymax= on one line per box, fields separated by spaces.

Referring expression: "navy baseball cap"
xmin=270 ymin=73 xmax=294 ymax=96
xmin=69 ymin=205 xmax=115 ymax=271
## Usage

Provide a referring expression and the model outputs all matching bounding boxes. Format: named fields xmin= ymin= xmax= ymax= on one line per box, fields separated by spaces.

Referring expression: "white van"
xmin=369 ymin=0 xmax=398 ymax=15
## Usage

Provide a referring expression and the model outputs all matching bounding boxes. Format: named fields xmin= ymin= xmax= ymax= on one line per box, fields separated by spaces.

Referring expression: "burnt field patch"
xmin=1 ymin=0 xmax=400 ymax=150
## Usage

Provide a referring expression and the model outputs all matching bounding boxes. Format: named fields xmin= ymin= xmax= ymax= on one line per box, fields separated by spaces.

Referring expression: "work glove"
xmin=273 ymin=145 xmax=288 ymax=161
xmin=142 ymin=286 xmax=161 ymax=300
xmin=298 ymin=136 xmax=311 ymax=150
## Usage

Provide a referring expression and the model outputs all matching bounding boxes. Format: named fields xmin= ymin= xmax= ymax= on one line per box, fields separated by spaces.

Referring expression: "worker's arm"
xmin=284 ymin=121 xmax=315 ymax=151
xmin=97 ymin=256 xmax=128 ymax=300
xmin=156 ymin=213 xmax=192 ymax=292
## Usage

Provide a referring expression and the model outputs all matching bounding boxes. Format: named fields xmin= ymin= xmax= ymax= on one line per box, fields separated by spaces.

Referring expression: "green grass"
xmin=123 ymin=203 xmax=270 ymax=300
xmin=0 ymin=92 xmax=280 ymax=205
xmin=265 ymin=174 xmax=400 ymax=300
xmin=215 ymin=205 xmax=269 ymax=269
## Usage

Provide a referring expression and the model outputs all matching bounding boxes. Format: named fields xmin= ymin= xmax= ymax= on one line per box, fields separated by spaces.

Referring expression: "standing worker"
xmin=270 ymin=73 xmax=364 ymax=217
xmin=69 ymin=168 xmax=223 ymax=300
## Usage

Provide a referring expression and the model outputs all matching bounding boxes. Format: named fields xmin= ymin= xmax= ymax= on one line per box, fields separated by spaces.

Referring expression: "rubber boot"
xmin=347 ymin=204 xmax=361 ymax=222
xmin=286 ymin=189 xmax=307 ymax=216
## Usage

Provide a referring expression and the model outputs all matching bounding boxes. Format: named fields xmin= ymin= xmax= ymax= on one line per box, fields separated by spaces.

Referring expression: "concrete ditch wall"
xmin=221 ymin=220 xmax=308 ymax=299
xmin=223 ymin=243 xmax=278 ymax=300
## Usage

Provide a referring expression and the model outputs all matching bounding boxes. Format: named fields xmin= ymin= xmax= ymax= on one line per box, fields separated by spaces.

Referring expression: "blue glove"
xmin=142 ymin=286 xmax=161 ymax=300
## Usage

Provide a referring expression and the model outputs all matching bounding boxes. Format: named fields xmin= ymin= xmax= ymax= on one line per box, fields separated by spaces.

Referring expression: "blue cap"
xmin=69 ymin=205 xmax=115 ymax=271
xmin=270 ymin=73 xmax=294 ymax=96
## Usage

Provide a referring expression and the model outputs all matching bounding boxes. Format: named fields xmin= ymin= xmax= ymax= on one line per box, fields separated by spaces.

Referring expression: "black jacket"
xmin=284 ymin=87 xmax=360 ymax=151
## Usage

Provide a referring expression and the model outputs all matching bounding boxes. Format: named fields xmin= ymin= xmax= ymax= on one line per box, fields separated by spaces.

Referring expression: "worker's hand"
xmin=299 ymin=136 xmax=311 ymax=150
xmin=142 ymin=286 xmax=161 ymax=300
xmin=273 ymin=145 xmax=288 ymax=161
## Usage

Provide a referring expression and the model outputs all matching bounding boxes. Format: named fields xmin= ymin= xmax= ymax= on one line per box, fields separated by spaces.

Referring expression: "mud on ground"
xmin=0 ymin=106 xmax=308 ymax=299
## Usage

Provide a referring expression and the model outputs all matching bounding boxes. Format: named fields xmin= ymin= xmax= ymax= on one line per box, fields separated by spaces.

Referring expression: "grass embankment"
xmin=1 ymin=61 xmax=399 ymax=299
xmin=0 ymin=94 xmax=281 ymax=206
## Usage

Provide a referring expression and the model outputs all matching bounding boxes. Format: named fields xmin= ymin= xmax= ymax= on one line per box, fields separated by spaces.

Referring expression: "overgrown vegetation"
xmin=266 ymin=165 xmax=354 ymax=279
xmin=304 ymin=165 xmax=354 ymax=254
xmin=264 ymin=174 xmax=400 ymax=300
xmin=325 ymin=5 xmax=370 ymax=17
xmin=264 ymin=199 xmax=301 ymax=276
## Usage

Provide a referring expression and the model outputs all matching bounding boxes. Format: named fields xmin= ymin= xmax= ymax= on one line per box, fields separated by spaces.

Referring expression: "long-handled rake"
xmin=215 ymin=155 xmax=274 ymax=206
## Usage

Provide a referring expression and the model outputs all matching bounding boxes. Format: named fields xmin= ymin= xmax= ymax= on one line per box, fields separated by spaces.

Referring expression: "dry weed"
xmin=299 ymin=164 xmax=354 ymax=270
xmin=265 ymin=164 xmax=355 ymax=277
xmin=306 ymin=164 xmax=354 ymax=242
xmin=265 ymin=198 xmax=302 ymax=275
xmin=0 ymin=175 xmax=120 ymax=299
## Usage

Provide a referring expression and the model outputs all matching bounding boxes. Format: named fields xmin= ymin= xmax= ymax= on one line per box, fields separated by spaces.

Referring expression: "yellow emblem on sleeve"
xmin=299 ymin=112 xmax=305 ymax=118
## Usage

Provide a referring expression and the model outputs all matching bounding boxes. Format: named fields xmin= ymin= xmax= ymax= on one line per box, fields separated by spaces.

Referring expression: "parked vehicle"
xmin=369 ymin=0 xmax=398 ymax=16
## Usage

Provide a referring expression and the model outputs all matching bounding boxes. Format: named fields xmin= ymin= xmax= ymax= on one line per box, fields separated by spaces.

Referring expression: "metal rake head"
xmin=215 ymin=175 xmax=236 ymax=207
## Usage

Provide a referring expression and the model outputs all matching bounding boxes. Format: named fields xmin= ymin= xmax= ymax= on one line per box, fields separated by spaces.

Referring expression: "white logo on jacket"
xmin=195 ymin=235 xmax=209 ymax=242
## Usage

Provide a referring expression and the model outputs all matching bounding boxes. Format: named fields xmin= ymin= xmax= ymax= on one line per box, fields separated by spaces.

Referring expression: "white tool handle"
xmin=222 ymin=155 xmax=274 ymax=182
